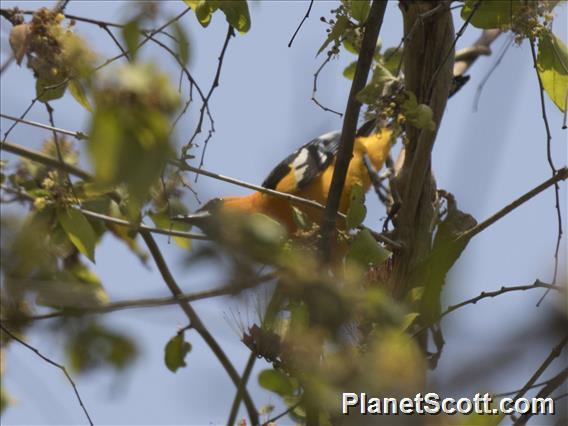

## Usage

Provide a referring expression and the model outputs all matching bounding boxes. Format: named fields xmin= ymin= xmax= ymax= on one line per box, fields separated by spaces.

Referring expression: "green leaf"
xmin=122 ymin=20 xmax=140 ymax=60
xmin=172 ymin=22 xmax=190 ymax=66
xmin=150 ymin=212 xmax=192 ymax=250
xmin=402 ymin=91 xmax=436 ymax=131
xmin=346 ymin=183 xmax=366 ymax=229
xmin=356 ymin=64 xmax=395 ymax=104
xmin=36 ymin=77 xmax=67 ymax=102
xmin=349 ymin=0 xmax=371 ymax=23
xmin=343 ymin=61 xmax=357 ymax=80
xmin=258 ymin=369 xmax=296 ymax=397
xmin=347 ymin=229 xmax=391 ymax=268
xmin=215 ymin=0 xmax=251 ymax=33
xmin=318 ymin=15 xmax=351 ymax=55
xmin=88 ymin=64 xmax=178 ymax=218
xmin=291 ymin=206 xmax=310 ymax=230
xmin=537 ymin=31 xmax=568 ymax=112
xmin=382 ymin=47 xmax=402 ymax=75
xmin=68 ymin=79 xmax=92 ymax=112
xmin=185 ymin=0 xmax=215 ymax=27
xmin=164 ymin=333 xmax=192 ymax=372
xmin=400 ymin=312 xmax=420 ymax=332
xmin=461 ymin=0 xmax=523 ymax=30
xmin=57 ymin=208 xmax=97 ymax=262
xmin=66 ymin=323 xmax=138 ymax=374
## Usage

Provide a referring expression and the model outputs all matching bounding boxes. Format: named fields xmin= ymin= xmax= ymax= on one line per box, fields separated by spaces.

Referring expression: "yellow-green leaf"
xmin=215 ymin=0 xmax=251 ymax=33
xmin=68 ymin=79 xmax=92 ymax=112
xmin=36 ymin=77 xmax=67 ymax=102
xmin=258 ymin=369 xmax=296 ymax=397
xmin=343 ymin=61 xmax=357 ymax=80
xmin=538 ymin=31 xmax=568 ymax=112
xmin=172 ymin=22 xmax=190 ymax=66
xmin=291 ymin=206 xmax=310 ymax=230
xmin=164 ymin=333 xmax=192 ymax=373
xmin=346 ymin=183 xmax=366 ymax=229
xmin=347 ymin=229 xmax=391 ymax=268
xmin=57 ymin=208 xmax=97 ymax=262
xmin=122 ymin=19 xmax=140 ymax=60
xmin=461 ymin=0 xmax=524 ymax=30
xmin=150 ymin=212 xmax=192 ymax=250
xmin=349 ymin=0 xmax=371 ymax=23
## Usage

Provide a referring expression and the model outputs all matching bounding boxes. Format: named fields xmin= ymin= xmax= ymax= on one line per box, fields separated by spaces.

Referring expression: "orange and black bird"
xmin=175 ymin=119 xmax=394 ymax=233
xmin=175 ymin=75 xmax=470 ymax=233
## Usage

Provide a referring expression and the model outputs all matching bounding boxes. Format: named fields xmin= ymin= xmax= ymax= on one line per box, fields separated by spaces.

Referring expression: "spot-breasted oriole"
xmin=175 ymin=119 xmax=393 ymax=232
xmin=176 ymin=75 xmax=470 ymax=233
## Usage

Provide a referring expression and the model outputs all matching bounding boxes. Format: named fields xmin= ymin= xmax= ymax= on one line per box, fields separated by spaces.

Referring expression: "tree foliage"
xmin=0 ymin=1 xmax=566 ymax=425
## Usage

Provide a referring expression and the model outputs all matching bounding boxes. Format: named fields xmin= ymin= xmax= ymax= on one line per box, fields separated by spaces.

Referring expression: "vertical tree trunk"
xmin=390 ymin=1 xmax=455 ymax=302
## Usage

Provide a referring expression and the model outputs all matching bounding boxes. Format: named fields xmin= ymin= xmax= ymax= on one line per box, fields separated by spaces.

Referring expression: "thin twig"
xmin=456 ymin=167 xmax=567 ymax=244
xmin=311 ymin=55 xmax=343 ymax=117
xmin=0 ymin=322 xmax=94 ymax=426
xmin=513 ymin=367 xmax=568 ymax=426
xmin=44 ymin=102 xmax=81 ymax=205
xmin=512 ymin=335 xmax=567 ymax=403
xmin=1 ymin=98 xmax=39 ymax=144
xmin=320 ymin=0 xmax=388 ymax=262
xmin=288 ymin=0 xmax=313 ymax=48
xmin=193 ymin=25 xmax=235 ymax=179
xmin=473 ymin=34 xmax=512 ymax=111
xmin=6 ymin=273 xmax=276 ymax=323
xmin=529 ymin=38 xmax=563 ymax=307
xmin=227 ymin=353 xmax=256 ymax=426
xmin=140 ymin=231 xmax=259 ymax=425
xmin=1 ymin=140 xmax=92 ymax=180
xmin=440 ymin=280 xmax=564 ymax=319
xmin=93 ymin=8 xmax=192 ymax=72
xmin=492 ymin=379 xmax=555 ymax=398
xmin=262 ymin=401 xmax=302 ymax=426
xmin=0 ymin=113 xmax=88 ymax=140
xmin=0 ymin=182 xmax=210 ymax=242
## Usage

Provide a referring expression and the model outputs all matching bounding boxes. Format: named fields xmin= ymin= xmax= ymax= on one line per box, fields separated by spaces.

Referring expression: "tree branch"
xmin=140 ymin=231 xmax=259 ymax=425
xmin=512 ymin=334 xmax=567 ymax=403
xmin=456 ymin=167 xmax=567 ymax=243
xmin=319 ymin=0 xmax=388 ymax=262
xmin=440 ymin=280 xmax=564 ymax=319
xmin=5 ymin=273 xmax=275 ymax=323
xmin=1 ymin=113 xmax=88 ymax=140
xmin=288 ymin=0 xmax=313 ymax=48
xmin=529 ymin=37 xmax=563 ymax=307
xmin=513 ymin=367 xmax=568 ymax=425
xmin=0 ymin=322 xmax=94 ymax=425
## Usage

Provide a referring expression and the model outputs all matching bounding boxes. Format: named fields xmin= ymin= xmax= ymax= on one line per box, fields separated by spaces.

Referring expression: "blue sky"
xmin=1 ymin=1 xmax=567 ymax=425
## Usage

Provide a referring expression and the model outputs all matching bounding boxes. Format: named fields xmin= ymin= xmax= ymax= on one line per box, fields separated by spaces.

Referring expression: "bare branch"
xmin=140 ymin=231 xmax=259 ymax=425
xmin=320 ymin=0 xmax=388 ymax=263
xmin=513 ymin=367 xmax=568 ymax=425
xmin=456 ymin=167 xmax=567 ymax=243
xmin=1 ymin=140 xmax=92 ymax=180
xmin=529 ymin=38 xmax=563 ymax=307
xmin=440 ymin=280 xmax=564 ymax=319
xmin=193 ymin=25 xmax=235 ymax=176
xmin=1 ymin=113 xmax=88 ymax=140
xmin=0 ymin=322 xmax=94 ymax=426
xmin=311 ymin=55 xmax=343 ymax=117
xmin=0 ymin=182 xmax=209 ymax=241
xmin=512 ymin=335 xmax=567 ymax=402
xmin=288 ymin=0 xmax=314 ymax=48
xmin=7 ymin=273 xmax=275 ymax=322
